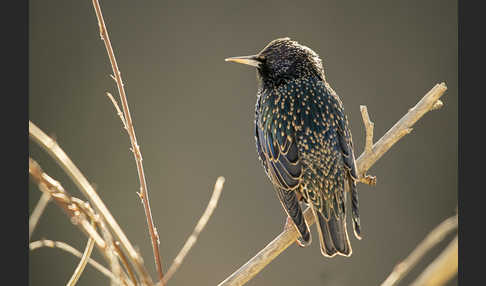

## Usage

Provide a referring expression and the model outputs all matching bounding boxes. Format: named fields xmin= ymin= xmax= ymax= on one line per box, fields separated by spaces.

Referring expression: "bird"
xmin=225 ymin=38 xmax=362 ymax=257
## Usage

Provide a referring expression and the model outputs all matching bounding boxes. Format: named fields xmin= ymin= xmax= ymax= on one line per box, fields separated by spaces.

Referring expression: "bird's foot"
xmin=284 ymin=216 xmax=308 ymax=248
xmin=358 ymin=174 xmax=377 ymax=186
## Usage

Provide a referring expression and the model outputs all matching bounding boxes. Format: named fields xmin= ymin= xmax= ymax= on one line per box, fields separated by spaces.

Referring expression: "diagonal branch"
xmin=91 ymin=0 xmax=164 ymax=281
xmin=217 ymin=82 xmax=447 ymax=286
xmin=217 ymin=209 xmax=316 ymax=286
xmin=356 ymin=83 xmax=446 ymax=175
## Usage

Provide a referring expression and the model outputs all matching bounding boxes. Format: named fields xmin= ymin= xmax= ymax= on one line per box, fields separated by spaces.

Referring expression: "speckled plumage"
xmin=228 ymin=38 xmax=362 ymax=257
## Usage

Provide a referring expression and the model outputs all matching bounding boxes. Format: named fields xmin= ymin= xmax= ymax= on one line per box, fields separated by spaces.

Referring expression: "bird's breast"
xmin=256 ymin=77 xmax=334 ymax=137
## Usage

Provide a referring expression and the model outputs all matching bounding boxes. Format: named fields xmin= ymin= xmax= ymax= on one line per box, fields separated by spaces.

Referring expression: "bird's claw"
xmin=358 ymin=174 xmax=377 ymax=186
xmin=283 ymin=216 xmax=308 ymax=247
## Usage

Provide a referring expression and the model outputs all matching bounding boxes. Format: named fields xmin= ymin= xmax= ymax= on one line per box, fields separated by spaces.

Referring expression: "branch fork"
xmin=358 ymin=105 xmax=377 ymax=186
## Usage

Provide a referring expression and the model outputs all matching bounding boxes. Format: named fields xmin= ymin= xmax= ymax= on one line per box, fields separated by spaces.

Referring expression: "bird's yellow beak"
xmin=225 ymin=55 xmax=261 ymax=67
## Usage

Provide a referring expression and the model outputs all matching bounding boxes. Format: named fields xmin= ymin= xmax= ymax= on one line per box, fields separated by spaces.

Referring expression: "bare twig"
xmin=162 ymin=177 xmax=226 ymax=284
xmin=106 ymin=92 xmax=128 ymax=130
xmin=356 ymin=82 xmax=446 ymax=176
xmin=410 ymin=235 xmax=458 ymax=286
xmin=67 ymin=233 xmax=96 ymax=286
xmin=358 ymin=105 xmax=377 ymax=185
xmin=360 ymin=105 xmax=374 ymax=154
xmin=381 ymin=215 xmax=458 ymax=286
xmin=29 ymin=122 xmax=152 ymax=285
xmin=29 ymin=192 xmax=51 ymax=240
xmin=30 ymin=239 xmax=120 ymax=283
xmin=217 ymin=82 xmax=447 ymax=286
xmin=90 ymin=0 xmax=164 ymax=281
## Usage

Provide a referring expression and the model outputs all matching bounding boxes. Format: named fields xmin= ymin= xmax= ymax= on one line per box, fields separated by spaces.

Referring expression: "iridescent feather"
xmin=229 ymin=37 xmax=362 ymax=257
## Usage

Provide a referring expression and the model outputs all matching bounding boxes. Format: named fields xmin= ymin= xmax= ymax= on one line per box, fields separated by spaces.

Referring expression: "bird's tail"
xmin=312 ymin=206 xmax=352 ymax=257
xmin=275 ymin=188 xmax=311 ymax=247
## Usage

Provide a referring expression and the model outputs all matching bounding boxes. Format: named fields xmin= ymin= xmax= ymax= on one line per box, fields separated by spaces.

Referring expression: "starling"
xmin=226 ymin=38 xmax=361 ymax=257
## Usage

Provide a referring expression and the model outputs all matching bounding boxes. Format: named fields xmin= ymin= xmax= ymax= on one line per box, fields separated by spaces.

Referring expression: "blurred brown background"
xmin=29 ymin=0 xmax=457 ymax=285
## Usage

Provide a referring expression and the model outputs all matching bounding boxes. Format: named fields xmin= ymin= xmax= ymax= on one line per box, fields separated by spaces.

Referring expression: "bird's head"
xmin=226 ymin=37 xmax=325 ymax=85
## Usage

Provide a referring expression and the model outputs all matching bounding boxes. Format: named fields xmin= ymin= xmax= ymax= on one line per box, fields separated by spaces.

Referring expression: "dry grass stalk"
xmin=30 ymin=239 xmax=120 ymax=283
xmin=28 ymin=157 xmax=143 ymax=286
xmin=67 ymin=233 xmax=96 ymax=286
xmin=381 ymin=215 xmax=458 ymax=286
xmin=410 ymin=235 xmax=458 ymax=286
xmin=29 ymin=122 xmax=153 ymax=285
xmin=29 ymin=158 xmax=106 ymax=248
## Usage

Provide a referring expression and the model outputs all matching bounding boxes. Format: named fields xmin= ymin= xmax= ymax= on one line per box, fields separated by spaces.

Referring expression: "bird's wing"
xmin=255 ymin=90 xmax=312 ymax=244
xmin=289 ymin=79 xmax=355 ymax=256
xmin=255 ymin=115 xmax=302 ymax=191
xmin=327 ymin=87 xmax=362 ymax=239
xmin=255 ymin=87 xmax=303 ymax=191
xmin=330 ymin=94 xmax=358 ymax=181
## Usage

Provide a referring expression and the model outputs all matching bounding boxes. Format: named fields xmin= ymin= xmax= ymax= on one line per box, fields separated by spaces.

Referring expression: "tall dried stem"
xmin=91 ymin=0 xmax=164 ymax=281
